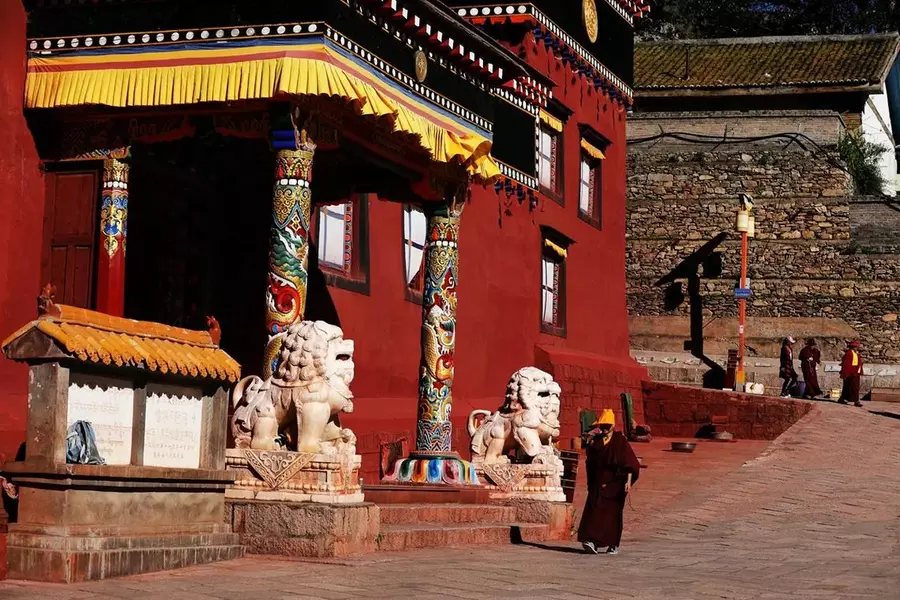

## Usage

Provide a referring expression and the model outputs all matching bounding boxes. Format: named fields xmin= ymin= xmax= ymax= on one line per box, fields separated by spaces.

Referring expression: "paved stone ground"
xmin=2 ymin=400 xmax=899 ymax=599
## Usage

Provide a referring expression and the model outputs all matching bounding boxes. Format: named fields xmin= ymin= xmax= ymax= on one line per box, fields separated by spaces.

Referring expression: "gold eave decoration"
xmin=539 ymin=109 xmax=564 ymax=133
xmin=414 ymin=50 xmax=428 ymax=83
xmin=580 ymin=138 xmax=606 ymax=160
xmin=544 ymin=239 xmax=567 ymax=259
xmin=583 ymin=0 xmax=599 ymax=44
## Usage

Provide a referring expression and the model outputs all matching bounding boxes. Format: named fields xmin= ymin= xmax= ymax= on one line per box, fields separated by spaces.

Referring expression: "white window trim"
xmin=403 ymin=205 xmax=426 ymax=287
xmin=318 ymin=202 xmax=350 ymax=271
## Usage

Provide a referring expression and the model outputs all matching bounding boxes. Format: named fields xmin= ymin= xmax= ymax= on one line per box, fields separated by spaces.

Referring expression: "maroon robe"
xmin=799 ymin=345 xmax=822 ymax=397
xmin=840 ymin=348 xmax=864 ymax=404
xmin=577 ymin=431 xmax=641 ymax=548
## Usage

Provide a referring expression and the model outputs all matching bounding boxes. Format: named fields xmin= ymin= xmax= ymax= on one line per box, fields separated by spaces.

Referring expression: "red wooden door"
xmin=41 ymin=169 xmax=99 ymax=309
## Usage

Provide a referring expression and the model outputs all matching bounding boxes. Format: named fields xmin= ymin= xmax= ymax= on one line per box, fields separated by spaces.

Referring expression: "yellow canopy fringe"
xmin=26 ymin=44 xmax=499 ymax=181
xmin=580 ymin=138 xmax=606 ymax=160
xmin=539 ymin=109 xmax=564 ymax=133
xmin=544 ymin=239 xmax=567 ymax=258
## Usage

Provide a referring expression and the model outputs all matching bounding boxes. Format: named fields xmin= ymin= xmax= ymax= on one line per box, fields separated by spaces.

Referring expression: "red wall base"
xmin=535 ymin=345 xmax=648 ymax=445
xmin=0 ymin=504 xmax=7 ymax=581
xmin=642 ymin=381 xmax=814 ymax=440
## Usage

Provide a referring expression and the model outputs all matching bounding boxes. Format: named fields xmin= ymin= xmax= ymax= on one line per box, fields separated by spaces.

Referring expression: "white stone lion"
xmin=231 ymin=321 xmax=356 ymax=455
xmin=467 ymin=367 xmax=561 ymax=464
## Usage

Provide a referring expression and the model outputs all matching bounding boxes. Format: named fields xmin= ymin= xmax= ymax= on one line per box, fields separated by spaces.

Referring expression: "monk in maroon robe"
xmin=799 ymin=338 xmax=823 ymax=399
xmin=578 ymin=409 xmax=641 ymax=555
xmin=779 ymin=337 xmax=798 ymax=397
xmin=839 ymin=340 xmax=864 ymax=407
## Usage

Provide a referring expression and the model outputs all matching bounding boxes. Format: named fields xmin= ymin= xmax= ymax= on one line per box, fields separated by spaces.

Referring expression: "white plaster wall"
xmin=861 ymin=85 xmax=897 ymax=196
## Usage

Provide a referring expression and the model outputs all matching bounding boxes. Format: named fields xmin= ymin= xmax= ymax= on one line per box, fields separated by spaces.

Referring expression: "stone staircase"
xmin=375 ymin=504 xmax=557 ymax=552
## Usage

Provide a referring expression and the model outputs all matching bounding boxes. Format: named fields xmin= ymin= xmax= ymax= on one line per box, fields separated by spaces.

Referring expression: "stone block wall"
xmin=627 ymin=148 xmax=900 ymax=361
xmin=642 ymin=381 xmax=814 ymax=439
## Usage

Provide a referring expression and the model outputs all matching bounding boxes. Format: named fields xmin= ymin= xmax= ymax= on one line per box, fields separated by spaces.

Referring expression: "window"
xmin=541 ymin=255 xmax=560 ymax=327
xmin=318 ymin=202 xmax=352 ymax=272
xmin=540 ymin=230 xmax=568 ymax=337
xmin=402 ymin=205 xmax=427 ymax=299
xmin=538 ymin=126 xmax=560 ymax=196
xmin=578 ymin=154 xmax=602 ymax=227
xmin=314 ymin=193 xmax=370 ymax=294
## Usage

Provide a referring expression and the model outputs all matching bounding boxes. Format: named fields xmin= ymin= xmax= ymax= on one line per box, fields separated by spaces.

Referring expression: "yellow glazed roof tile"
xmin=2 ymin=302 xmax=240 ymax=384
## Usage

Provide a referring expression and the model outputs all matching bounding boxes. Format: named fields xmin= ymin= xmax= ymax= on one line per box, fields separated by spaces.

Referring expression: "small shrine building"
xmin=0 ymin=0 xmax=648 ymax=482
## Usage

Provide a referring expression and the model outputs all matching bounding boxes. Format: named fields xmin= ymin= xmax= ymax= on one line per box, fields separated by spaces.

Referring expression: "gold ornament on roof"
xmin=414 ymin=50 xmax=428 ymax=83
xmin=583 ymin=0 xmax=599 ymax=43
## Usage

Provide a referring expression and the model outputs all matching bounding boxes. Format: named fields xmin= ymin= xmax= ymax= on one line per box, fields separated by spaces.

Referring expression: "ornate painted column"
xmin=263 ymin=128 xmax=316 ymax=378
xmin=383 ymin=200 xmax=478 ymax=486
xmin=415 ymin=203 xmax=461 ymax=453
xmin=96 ymin=157 xmax=129 ymax=316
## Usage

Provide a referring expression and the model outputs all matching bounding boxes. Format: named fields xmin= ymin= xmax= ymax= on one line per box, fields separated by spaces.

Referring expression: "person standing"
xmin=578 ymin=409 xmax=641 ymax=555
xmin=779 ymin=337 xmax=798 ymax=398
xmin=839 ymin=340 xmax=864 ymax=407
xmin=799 ymin=338 xmax=823 ymax=399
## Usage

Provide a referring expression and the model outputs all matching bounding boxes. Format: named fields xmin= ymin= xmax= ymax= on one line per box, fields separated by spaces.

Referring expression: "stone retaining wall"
xmin=627 ymin=148 xmax=900 ymax=362
xmin=642 ymin=380 xmax=814 ymax=439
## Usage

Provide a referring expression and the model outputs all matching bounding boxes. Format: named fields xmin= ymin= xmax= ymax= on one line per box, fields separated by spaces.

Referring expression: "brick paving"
xmin=2 ymin=400 xmax=900 ymax=599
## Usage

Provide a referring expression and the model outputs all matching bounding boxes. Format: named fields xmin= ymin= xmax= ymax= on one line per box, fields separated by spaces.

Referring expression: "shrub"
xmin=838 ymin=131 xmax=887 ymax=196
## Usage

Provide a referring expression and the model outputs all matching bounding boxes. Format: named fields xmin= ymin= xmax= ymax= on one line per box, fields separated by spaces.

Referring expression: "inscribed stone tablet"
xmin=144 ymin=389 xmax=203 ymax=469
xmin=67 ymin=381 xmax=134 ymax=465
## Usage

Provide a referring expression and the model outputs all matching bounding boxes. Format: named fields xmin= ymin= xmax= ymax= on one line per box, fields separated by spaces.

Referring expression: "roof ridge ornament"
xmin=37 ymin=283 xmax=60 ymax=318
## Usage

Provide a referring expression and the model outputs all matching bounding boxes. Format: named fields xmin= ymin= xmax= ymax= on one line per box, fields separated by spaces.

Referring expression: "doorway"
xmin=125 ymin=133 xmax=272 ymax=375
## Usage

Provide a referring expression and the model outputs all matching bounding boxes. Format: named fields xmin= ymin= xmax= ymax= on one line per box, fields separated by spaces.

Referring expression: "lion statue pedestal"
xmin=223 ymin=322 xmax=377 ymax=557
xmin=468 ymin=367 xmax=566 ymax=502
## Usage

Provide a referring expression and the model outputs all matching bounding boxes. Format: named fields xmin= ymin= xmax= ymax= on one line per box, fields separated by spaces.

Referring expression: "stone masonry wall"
xmin=627 ymin=149 xmax=900 ymax=362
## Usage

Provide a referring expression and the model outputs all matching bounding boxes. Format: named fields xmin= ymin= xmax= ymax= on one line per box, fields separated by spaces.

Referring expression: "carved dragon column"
xmin=415 ymin=203 xmax=462 ymax=453
xmin=383 ymin=194 xmax=478 ymax=486
xmin=264 ymin=120 xmax=316 ymax=378
xmin=95 ymin=156 xmax=129 ymax=316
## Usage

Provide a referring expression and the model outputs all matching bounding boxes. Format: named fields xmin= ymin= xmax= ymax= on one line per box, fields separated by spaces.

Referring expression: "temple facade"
xmin=0 ymin=0 xmax=647 ymax=482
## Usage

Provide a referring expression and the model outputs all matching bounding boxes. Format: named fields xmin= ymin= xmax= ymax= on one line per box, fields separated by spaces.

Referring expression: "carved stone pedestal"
xmin=225 ymin=500 xmax=379 ymax=558
xmin=476 ymin=460 xmax=567 ymax=503
xmin=225 ymin=449 xmax=364 ymax=503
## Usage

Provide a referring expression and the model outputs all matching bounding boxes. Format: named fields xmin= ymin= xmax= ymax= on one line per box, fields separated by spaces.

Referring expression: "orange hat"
xmin=591 ymin=409 xmax=615 ymax=428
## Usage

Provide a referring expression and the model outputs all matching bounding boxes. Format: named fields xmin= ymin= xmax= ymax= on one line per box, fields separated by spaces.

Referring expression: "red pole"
xmin=736 ymin=230 xmax=749 ymax=391
xmin=95 ymin=158 xmax=128 ymax=316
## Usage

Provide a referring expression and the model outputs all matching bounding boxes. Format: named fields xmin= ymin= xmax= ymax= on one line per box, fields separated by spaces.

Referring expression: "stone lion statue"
xmin=467 ymin=367 xmax=561 ymax=464
xmin=231 ymin=321 xmax=356 ymax=455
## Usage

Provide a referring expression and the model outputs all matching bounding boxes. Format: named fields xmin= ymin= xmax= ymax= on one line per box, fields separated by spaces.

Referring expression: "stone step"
xmin=376 ymin=523 xmax=549 ymax=552
xmin=378 ymin=504 xmax=517 ymax=526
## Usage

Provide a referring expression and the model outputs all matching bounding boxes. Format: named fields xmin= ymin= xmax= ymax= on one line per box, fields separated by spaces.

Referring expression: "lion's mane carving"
xmin=467 ymin=366 xmax=561 ymax=464
xmin=231 ymin=321 xmax=356 ymax=454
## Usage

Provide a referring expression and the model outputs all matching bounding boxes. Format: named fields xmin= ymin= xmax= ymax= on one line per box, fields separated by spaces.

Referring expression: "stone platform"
xmin=225 ymin=500 xmax=379 ymax=558
xmin=4 ymin=463 xmax=243 ymax=583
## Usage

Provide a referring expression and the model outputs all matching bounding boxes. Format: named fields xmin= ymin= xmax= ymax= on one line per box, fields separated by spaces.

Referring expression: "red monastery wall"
xmin=0 ymin=2 xmax=45 ymax=465
xmin=335 ymin=32 xmax=645 ymax=480
xmin=0 ymin=7 xmax=643 ymax=483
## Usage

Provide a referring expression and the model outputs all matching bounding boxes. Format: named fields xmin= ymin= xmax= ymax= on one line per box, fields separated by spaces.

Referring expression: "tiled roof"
xmin=635 ymin=33 xmax=900 ymax=91
xmin=2 ymin=304 xmax=240 ymax=383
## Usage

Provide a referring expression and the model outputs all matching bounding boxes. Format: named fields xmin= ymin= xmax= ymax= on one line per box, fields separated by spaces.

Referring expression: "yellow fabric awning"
xmin=25 ymin=41 xmax=499 ymax=181
xmin=544 ymin=238 xmax=567 ymax=259
xmin=539 ymin=109 xmax=563 ymax=133
xmin=580 ymin=138 xmax=606 ymax=160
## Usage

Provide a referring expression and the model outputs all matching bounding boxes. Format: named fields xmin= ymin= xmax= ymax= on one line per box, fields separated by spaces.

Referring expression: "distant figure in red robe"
xmin=780 ymin=337 xmax=798 ymax=398
xmin=578 ymin=409 xmax=641 ymax=555
xmin=839 ymin=340 xmax=864 ymax=407
xmin=799 ymin=338 xmax=823 ymax=399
